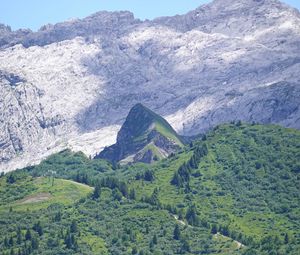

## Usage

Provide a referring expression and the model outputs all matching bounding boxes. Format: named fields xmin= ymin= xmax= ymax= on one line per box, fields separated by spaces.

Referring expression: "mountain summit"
xmin=0 ymin=0 xmax=300 ymax=171
xmin=155 ymin=0 xmax=300 ymax=38
xmin=96 ymin=104 xmax=184 ymax=164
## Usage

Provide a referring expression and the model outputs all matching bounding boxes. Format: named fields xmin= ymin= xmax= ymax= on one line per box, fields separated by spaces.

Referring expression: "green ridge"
xmin=0 ymin=123 xmax=299 ymax=254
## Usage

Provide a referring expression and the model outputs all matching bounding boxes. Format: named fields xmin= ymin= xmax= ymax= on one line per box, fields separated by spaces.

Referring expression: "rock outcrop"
xmin=96 ymin=104 xmax=184 ymax=164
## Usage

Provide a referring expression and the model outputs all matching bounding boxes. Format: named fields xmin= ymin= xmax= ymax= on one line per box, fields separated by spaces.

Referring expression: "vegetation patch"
xmin=0 ymin=123 xmax=299 ymax=254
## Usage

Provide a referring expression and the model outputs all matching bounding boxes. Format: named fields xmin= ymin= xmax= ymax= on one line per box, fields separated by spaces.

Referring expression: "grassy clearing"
xmin=0 ymin=177 xmax=92 ymax=212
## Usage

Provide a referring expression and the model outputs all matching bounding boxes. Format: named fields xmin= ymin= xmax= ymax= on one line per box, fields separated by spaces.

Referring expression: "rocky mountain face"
xmin=96 ymin=103 xmax=184 ymax=164
xmin=0 ymin=0 xmax=300 ymax=171
xmin=0 ymin=11 xmax=140 ymax=49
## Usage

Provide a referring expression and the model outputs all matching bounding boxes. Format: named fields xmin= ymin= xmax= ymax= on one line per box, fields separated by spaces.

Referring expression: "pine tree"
xmin=171 ymin=172 xmax=183 ymax=187
xmin=92 ymin=183 xmax=101 ymax=200
xmin=17 ymin=228 xmax=22 ymax=244
xmin=6 ymin=174 xmax=16 ymax=184
xmin=9 ymin=236 xmax=14 ymax=247
xmin=70 ymin=220 xmax=78 ymax=233
xmin=189 ymin=155 xmax=198 ymax=169
xmin=64 ymin=231 xmax=72 ymax=249
xmin=173 ymin=224 xmax=181 ymax=240
xmin=31 ymin=236 xmax=39 ymax=250
xmin=149 ymin=240 xmax=154 ymax=251
xmin=25 ymin=229 xmax=32 ymax=241
xmin=185 ymin=204 xmax=198 ymax=226
xmin=236 ymin=120 xmax=242 ymax=126
xmin=144 ymin=170 xmax=155 ymax=182
xmin=180 ymin=238 xmax=191 ymax=253
xmin=54 ymin=211 xmax=62 ymax=222
xmin=178 ymin=209 xmax=184 ymax=220
xmin=112 ymin=188 xmax=123 ymax=201
xmin=4 ymin=236 xmax=9 ymax=248
xmin=184 ymin=181 xmax=191 ymax=193
xmin=129 ymin=188 xmax=136 ymax=200
xmin=211 ymin=224 xmax=218 ymax=234
xmin=33 ymin=221 xmax=43 ymax=236
xmin=152 ymin=234 xmax=158 ymax=245
xmin=132 ymin=246 xmax=138 ymax=254
xmin=220 ymin=225 xmax=230 ymax=236
xmin=149 ymin=188 xmax=160 ymax=206
xmin=119 ymin=182 xmax=129 ymax=197
xmin=284 ymin=233 xmax=289 ymax=244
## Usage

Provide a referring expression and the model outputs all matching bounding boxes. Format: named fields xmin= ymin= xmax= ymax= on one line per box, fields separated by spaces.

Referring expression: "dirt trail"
xmin=172 ymin=214 xmax=245 ymax=249
xmin=63 ymin=179 xmax=94 ymax=189
xmin=213 ymin=233 xmax=245 ymax=249
xmin=173 ymin=214 xmax=187 ymax=226
xmin=19 ymin=193 xmax=51 ymax=204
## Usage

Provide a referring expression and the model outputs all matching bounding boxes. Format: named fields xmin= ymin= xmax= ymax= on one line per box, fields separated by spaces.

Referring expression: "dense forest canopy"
xmin=0 ymin=123 xmax=299 ymax=255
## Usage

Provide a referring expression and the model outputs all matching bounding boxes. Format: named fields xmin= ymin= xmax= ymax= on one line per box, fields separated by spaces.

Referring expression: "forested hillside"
xmin=0 ymin=123 xmax=299 ymax=254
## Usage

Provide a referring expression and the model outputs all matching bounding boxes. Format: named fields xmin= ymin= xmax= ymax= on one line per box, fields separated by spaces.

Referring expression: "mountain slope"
xmin=129 ymin=123 xmax=300 ymax=243
xmin=1 ymin=0 xmax=300 ymax=171
xmin=0 ymin=174 xmax=243 ymax=255
xmin=96 ymin=103 xmax=184 ymax=163
xmin=1 ymin=122 xmax=299 ymax=254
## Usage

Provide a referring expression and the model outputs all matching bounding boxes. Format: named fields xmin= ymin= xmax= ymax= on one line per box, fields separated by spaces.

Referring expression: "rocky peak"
xmin=117 ymin=103 xmax=165 ymax=143
xmin=96 ymin=104 xmax=184 ymax=164
xmin=1 ymin=0 xmax=300 ymax=172
xmin=154 ymin=0 xmax=300 ymax=37
xmin=0 ymin=24 xmax=11 ymax=33
xmin=0 ymin=10 xmax=140 ymax=49
xmin=207 ymin=0 xmax=283 ymax=9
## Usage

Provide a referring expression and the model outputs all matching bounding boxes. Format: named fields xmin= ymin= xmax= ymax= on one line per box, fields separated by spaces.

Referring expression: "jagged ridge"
xmin=0 ymin=0 xmax=300 ymax=172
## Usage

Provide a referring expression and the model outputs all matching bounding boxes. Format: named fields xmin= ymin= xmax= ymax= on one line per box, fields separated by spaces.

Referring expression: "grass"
xmin=0 ymin=177 xmax=93 ymax=212
xmin=79 ymin=234 xmax=108 ymax=254
xmin=154 ymin=119 xmax=184 ymax=147
xmin=1 ymin=122 xmax=299 ymax=254
xmin=125 ymin=123 xmax=300 ymax=244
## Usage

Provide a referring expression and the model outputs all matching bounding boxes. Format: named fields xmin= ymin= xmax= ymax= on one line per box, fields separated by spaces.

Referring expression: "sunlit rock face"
xmin=0 ymin=0 xmax=300 ymax=172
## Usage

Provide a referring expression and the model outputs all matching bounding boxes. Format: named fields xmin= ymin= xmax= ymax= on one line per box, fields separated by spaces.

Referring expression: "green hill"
xmin=96 ymin=103 xmax=184 ymax=164
xmin=0 ymin=122 xmax=299 ymax=254
xmin=0 ymin=175 xmax=92 ymax=212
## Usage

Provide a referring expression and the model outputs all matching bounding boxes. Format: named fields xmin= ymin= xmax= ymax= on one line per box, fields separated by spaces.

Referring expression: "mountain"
xmin=1 ymin=122 xmax=299 ymax=254
xmin=0 ymin=11 xmax=139 ymax=49
xmin=96 ymin=103 xmax=184 ymax=163
xmin=1 ymin=0 xmax=300 ymax=171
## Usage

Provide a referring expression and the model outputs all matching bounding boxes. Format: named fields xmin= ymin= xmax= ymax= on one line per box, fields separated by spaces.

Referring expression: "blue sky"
xmin=1 ymin=0 xmax=299 ymax=31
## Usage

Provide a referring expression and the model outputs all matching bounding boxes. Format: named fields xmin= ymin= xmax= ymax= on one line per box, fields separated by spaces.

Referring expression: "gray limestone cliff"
xmin=0 ymin=0 xmax=299 ymax=171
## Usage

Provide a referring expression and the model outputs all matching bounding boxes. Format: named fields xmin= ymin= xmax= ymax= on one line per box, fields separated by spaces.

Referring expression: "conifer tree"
xmin=186 ymin=204 xmax=198 ymax=226
xmin=92 ymin=183 xmax=101 ymax=200
xmin=31 ymin=236 xmax=39 ymax=250
xmin=70 ymin=220 xmax=78 ymax=233
xmin=211 ymin=224 xmax=218 ymax=234
xmin=173 ymin=224 xmax=181 ymax=240
xmin=8 ymin=236 xmax=14 ymax=247
xmin=129 ymin=188 xmax=136 ymax=200
xmin=33 ymin=221 xmax=43 ymax=236
xmin=25 ymin=229 xmax=32 ymax=241
xmin=152 ymin=234 xmax=158 ymax=245
xmin=4 ymin=236 xmax=9 ymax=248
xmin=149 ymin=188 xmax=160 ymax=206
xmin=17 ymin=228 xmax=22 ymax=244
xmin=284 ymin=233 xmax=289 ymax=244
xmin=180 ymin=238 xmax=191 ymax=253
